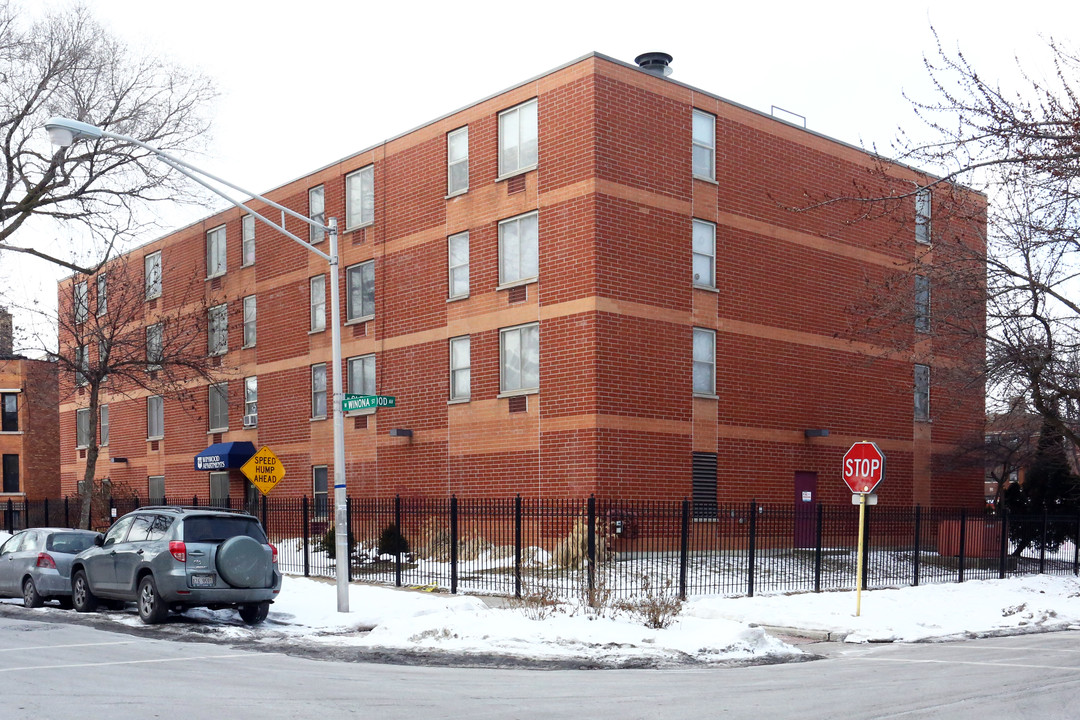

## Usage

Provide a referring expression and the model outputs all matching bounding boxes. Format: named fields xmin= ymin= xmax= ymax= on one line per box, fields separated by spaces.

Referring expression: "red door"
xmin=794 ymin=471 xmax=818 ymax=548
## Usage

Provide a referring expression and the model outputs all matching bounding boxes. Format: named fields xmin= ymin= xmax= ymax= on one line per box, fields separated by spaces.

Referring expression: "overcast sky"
xmin=5 ymin=0 xmax=1078 ymax=350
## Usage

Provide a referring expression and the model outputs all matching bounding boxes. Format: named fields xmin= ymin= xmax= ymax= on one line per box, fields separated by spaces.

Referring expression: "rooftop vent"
xmin=634 ymin=52 xmax=673 ymax=77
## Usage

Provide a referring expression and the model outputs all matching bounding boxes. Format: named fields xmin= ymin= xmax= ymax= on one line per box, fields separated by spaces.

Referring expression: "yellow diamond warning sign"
xmin=241 ymin=446 xmax=286 ymax=496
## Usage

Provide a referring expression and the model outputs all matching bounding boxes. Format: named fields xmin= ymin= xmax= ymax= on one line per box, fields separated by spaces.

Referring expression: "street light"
xmin=46 ymin=116 xmax=353 ymax=613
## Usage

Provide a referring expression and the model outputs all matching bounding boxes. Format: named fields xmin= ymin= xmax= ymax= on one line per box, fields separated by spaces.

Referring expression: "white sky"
xmin=5 ymin=0 xmax=1079 ymax=351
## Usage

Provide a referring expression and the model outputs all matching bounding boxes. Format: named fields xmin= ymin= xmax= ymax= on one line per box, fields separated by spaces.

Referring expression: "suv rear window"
xmin=46 ymin=533 xmax=98 ymax=554
xmin=182 ymin=516 xmax=267 ymax=544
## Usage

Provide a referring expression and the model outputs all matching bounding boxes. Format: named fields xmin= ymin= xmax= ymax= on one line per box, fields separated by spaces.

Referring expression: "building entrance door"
xmin=794 ymin=471 xmax=818 ymax=548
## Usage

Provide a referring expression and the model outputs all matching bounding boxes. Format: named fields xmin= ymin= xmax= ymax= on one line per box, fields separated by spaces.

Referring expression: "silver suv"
xmin=70 ymin=506 xmax=281 ymax=624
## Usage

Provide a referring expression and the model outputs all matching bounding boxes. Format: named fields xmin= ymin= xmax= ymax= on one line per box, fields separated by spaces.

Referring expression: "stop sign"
xmin=842 ymin=441 xmax=886 ymax=494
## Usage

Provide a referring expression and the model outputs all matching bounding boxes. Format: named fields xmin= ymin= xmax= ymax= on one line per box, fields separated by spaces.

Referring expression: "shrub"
xmin=377 ymin=523 xmax=410 ymax=556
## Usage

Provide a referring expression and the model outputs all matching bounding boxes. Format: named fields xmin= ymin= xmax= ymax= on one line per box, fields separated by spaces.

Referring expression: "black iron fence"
xmin=4 ymin=495 xmax=1078 ymax=600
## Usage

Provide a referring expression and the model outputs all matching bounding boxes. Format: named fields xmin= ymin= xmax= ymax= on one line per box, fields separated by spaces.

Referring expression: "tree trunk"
xmin=78 ymin=383 xmax=101 ymax=530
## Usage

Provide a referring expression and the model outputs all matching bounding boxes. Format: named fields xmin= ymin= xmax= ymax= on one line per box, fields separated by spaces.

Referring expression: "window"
xmin=449 ymin=336 xmax=470 ymax=401
xmin=96 ymin=274 xmax=107 ymax=316
xmin=311 ymin=363 xmax=327 ymax=418
xmin=312 ymin=466 xmax=328 ymax=519
xmin=244 ymin=377 xmax=258 ymax=424
xmin=75 ymin=345 xmax=88 ymax=386
xmin=346 ymin=261 xmax=375 ymax=321
xmin=692 ymin=452 xmax=718 ymax=519
xmin=498 ymin=98 xmax=538 ymax=177
xmin=73 ymin=281 xmax=88 ymax=324
xmin=692 ymin=109 xmax=716 ymax=181
xmin=2 ymin=454 xmax=18 ymax=494
xmin=209 ymin=382 xmax=229 ymax=432
xmin=915 ymin=188 xmax=932 ymax=244
xmin=347 ymin=354 xmax=375 ymax=397
xmin=241 ymin=214 xmax=255 ymax=266
xmin=915 ymin=275 xmax=930 ymax=333
xmin=206 ymin=225 xmax=226 ymax=278
xmin=146 ymin=324 xmax=162 ymax=370
xmin=498 ymin=212 xmax=538 ymax=286
xmin=310 ymin=275 xmax=326 ymax=332
xmin=208 ymin=304 xmax=228 ymax=356
xmin=76 ymin=408 xmax=91 ymax=448
xmin=448 ymin=231 xmax=469 ymax=299
xmin=693 ymin=328 xmax=716 ymax=396
xmin=209 ymin=472 xmax=230 ymax=505
xmin=243 ymin=295 xmax=257 ymax=347
xmin=692 ymin=219 xmax=716 ymax=288
xmin=500 ymin=323 xmax=539 ymax=394
xmin=915 ymin=364 xmax=930 ymax=421
xmin=346 ymin=166 xmax=374 ymax=229
xmin=100 ymin=404 xmax=109 ymax=445
xmin=309 ymin=185 xmax=325 ymax=243
xmin=447 ymin=126 xmax=469 ymax=195
xmin=1 ymin=393 xmax=17 ymax=432
xmin=147 ymin=395 xmax=164 ymax=439
xmin=148 ymin=476 xmax=166 ymax=504
xmin=145 ymin=251 xmax=162 ymax=300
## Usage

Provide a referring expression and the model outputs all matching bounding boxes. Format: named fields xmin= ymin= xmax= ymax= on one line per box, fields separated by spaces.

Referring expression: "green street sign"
xmin=342 ymin=394 xmax=396 ymax=412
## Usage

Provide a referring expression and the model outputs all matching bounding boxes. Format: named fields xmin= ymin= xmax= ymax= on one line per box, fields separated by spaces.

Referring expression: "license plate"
xmin=191 ymin=574 xmax=216 ymax=588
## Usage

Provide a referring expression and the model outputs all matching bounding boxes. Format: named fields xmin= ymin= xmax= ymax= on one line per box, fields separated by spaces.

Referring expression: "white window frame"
xmin=208 ymin=304 xmax=228 ymax=356
xmin=312 ymin=466 xmax=329 ymax=519
xmin=448 ymin=231 xmax=469 ymax=299
xmin=347 ymin=355 xmax=375 ymax=414
xmin=145 ymin=251 xmax=162 ymax=300
xmin=915 ymin=364 xmax=931 ymax=421
xmin=499 ymin=323 xmax=539 ymax=395
xmin=73 ymin=281 xmax=88 ymax=324
xmin=309 ymin=185 xmax=325 ymax=244
xmin=447 ymin=126 xmax=469 ymax=196
xmin=146 ymin=323 xmax=162 ymax=370
xmin=147 ymin=395 xmax=164 ymax=440
xmin=208 ymin=382 xmax=229 ymax=432
xmin=345 ymin=165 xmax=374 ymax=230
xmin=449 ymin=335 xmax=471 ymax=402
xmin=75 ymin=345 xmax=89 ymax=386
xmin=915 ymin=188 xmax=932 ymax=245
xmin=96 ymin=273 xmax=108 ymax=316
xmin=242 ymin=295 xmax=257 ymax=348
xmin=206 ymin=225 xmax=227 ymax=279
xmin=498 ymin=212 xmax=539 ymax=287
xmin=693 ymin=327 xmax=716 ymax=396
xmin=310 ymin=275 xmax=326 ymax=332
xmin=100 ymin=404 xmax=109 ymax=446
xmin=244 ymin=376 xmax=258 ymax=422
xmin=346 ymin=260 xmax=375 ymax=322
xmin=915 ymin=275 xmax=930 ymax=333
xmin=209 ymin=472 xmax=230 ymax=504
xmin=75 ymin=408 xmax=91 ymax=448
xmin=148 ymin=476 xmax=166 ymax=504
xmin=241 ymin=214 xmax=255 ymax=266
xmin=692 ymin=109 xmax=716 ymax=181
xmin=311 ymin=363 xmax=327 ymax=419
xmin=692 ymin=219 xmax=716 ymax=289
xmin=498 ymin=98 xmax=538 ymax=178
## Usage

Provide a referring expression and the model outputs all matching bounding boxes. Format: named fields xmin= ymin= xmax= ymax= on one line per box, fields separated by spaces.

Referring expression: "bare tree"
xmin=17 ymin=255 xmax=223 ymax=528
xmin=0 ymin=0 xmax=216 ymax=273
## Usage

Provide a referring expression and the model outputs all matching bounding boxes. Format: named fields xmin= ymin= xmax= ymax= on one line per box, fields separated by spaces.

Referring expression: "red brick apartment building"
xmin=1 ymin=308 xmax=61 ymax=501
xmin=57 ymin=52 xmax=986 ymax=510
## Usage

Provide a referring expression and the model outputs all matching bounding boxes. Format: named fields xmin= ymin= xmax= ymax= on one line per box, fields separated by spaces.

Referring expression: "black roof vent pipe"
xmin=634 ymin=52 xmax=673 ymax=77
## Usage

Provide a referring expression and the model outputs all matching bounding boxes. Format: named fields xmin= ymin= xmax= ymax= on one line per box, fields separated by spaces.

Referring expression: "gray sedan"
xmin=0 ymin=528 xmax=101 ymax=608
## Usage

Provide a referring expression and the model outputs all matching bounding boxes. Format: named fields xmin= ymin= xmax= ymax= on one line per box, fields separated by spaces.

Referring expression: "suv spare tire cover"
xmin=216 ymin=535 xmax=270 ymax=588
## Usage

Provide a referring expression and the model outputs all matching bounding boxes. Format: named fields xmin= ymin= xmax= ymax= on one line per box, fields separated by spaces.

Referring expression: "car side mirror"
xmin=94 ymin=534 xmax=105 ymax=547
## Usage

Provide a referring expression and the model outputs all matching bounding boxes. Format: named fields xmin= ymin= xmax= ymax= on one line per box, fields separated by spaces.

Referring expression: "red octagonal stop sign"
xmin=842 ymin=441 xmax=886 ymax=494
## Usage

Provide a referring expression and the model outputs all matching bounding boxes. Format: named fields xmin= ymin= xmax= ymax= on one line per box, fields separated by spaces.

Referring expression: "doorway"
xmin=794 ymin=471 xmax=818 ymax=548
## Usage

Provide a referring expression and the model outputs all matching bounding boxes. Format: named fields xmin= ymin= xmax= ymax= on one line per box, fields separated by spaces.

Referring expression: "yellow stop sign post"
xmin=241 ymin=446 xmax=286 ymax=497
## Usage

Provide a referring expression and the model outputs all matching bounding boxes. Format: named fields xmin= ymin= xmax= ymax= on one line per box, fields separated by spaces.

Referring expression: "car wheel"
xmin=71 ymin=570 xmax=98 ymax=613
xmin=216 ymin=536 xmax=270 ymax=588
xmin=238 ymin=601 xmax=270 ymax=625
xmin=137 ymin=575 xmax=169 ymax=624
xmin=22 ymin=578 xmax=44 ymax=608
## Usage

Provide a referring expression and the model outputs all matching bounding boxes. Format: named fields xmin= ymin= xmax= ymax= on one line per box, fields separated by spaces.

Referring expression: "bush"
xmin=314 ymin=526 xmax=340 ymax=559
xmin=377 ymin=523 xmax=410 ymax=556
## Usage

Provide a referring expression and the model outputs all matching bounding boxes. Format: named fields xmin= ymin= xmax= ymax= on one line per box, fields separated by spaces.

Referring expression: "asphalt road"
xmin=1 ymin=613 xmax=1077 ymax=719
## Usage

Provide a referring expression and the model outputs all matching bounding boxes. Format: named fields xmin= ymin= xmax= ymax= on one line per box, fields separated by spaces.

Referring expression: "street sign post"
xmin=342 ymin=394 xmax=396 ymax=412
xmin=842 ymin=441 xmax=886 ymax=616
xmin=240 ymin=445 xmax=286 ymax=497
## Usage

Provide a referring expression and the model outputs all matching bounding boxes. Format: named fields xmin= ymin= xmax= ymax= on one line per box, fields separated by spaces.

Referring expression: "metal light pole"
xmin=46 ymin=117 xmax=352 ymax=612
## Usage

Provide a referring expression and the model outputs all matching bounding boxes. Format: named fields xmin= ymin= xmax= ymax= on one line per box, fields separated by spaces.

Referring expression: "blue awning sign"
xmin=193 ymin=441 xmax=257 ymax=471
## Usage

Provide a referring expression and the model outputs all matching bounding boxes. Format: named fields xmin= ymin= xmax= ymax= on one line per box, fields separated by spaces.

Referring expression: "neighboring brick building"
xmin=1 ymin=307 xmax=60 ymax=502
xmin=57 ymin=52 xmax=986 ymax=510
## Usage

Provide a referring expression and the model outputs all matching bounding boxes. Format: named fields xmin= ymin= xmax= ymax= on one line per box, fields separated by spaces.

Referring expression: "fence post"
xmin=302 ymin=496 xmax=310 ymax=578
xmin=261 ymin=494 xmax=268 ymax=534
xmin=346 ymin=497 xmax=353 ymax=583
xmin=514 ymin=495 xmax=522 ymax=599
xmin=64 ymin=496 xmax=70 ymax=528
xmin=958 ymin=508 xmax=967 ymax=583
xmin=1074 ymin=512 xmax=1080 ymax=576
xmin=43 ymin=498 xmax=49 ymax=526
xmin=5 ymin=499 xmax=11 ymax=532
xmin=192 ymin=495 xmax=198 ymax=507
xmin=450 ymin=495 xmax=459 ymax=594
xmin=1039 ymin=509 xmax=1048 ymax=575
xmin=587 ymin=495 xmax=596 ymax=606
xmin=861 ymin=502 xmax=871 ymax=589
xmin=999 ymin=510 xmax=1010 ymax=579
xmin=394 ymin=495 xmax=402 ymax=588
xmin=814 ymin=503 xmax=823 ymax=593
xmin=912 ymin=505 xmax=922 ymax=587
xmin=747 ymin=500 xmax=757 ymax=598
xmin=679 ymin=499 xmax=690 ymax=600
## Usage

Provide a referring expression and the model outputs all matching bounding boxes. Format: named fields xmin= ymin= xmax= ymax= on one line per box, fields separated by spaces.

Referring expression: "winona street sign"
xmin=342 ymin=394 xmax=396 ymax=412
xmin=241 ymin=445 xmax=286 ymax=497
